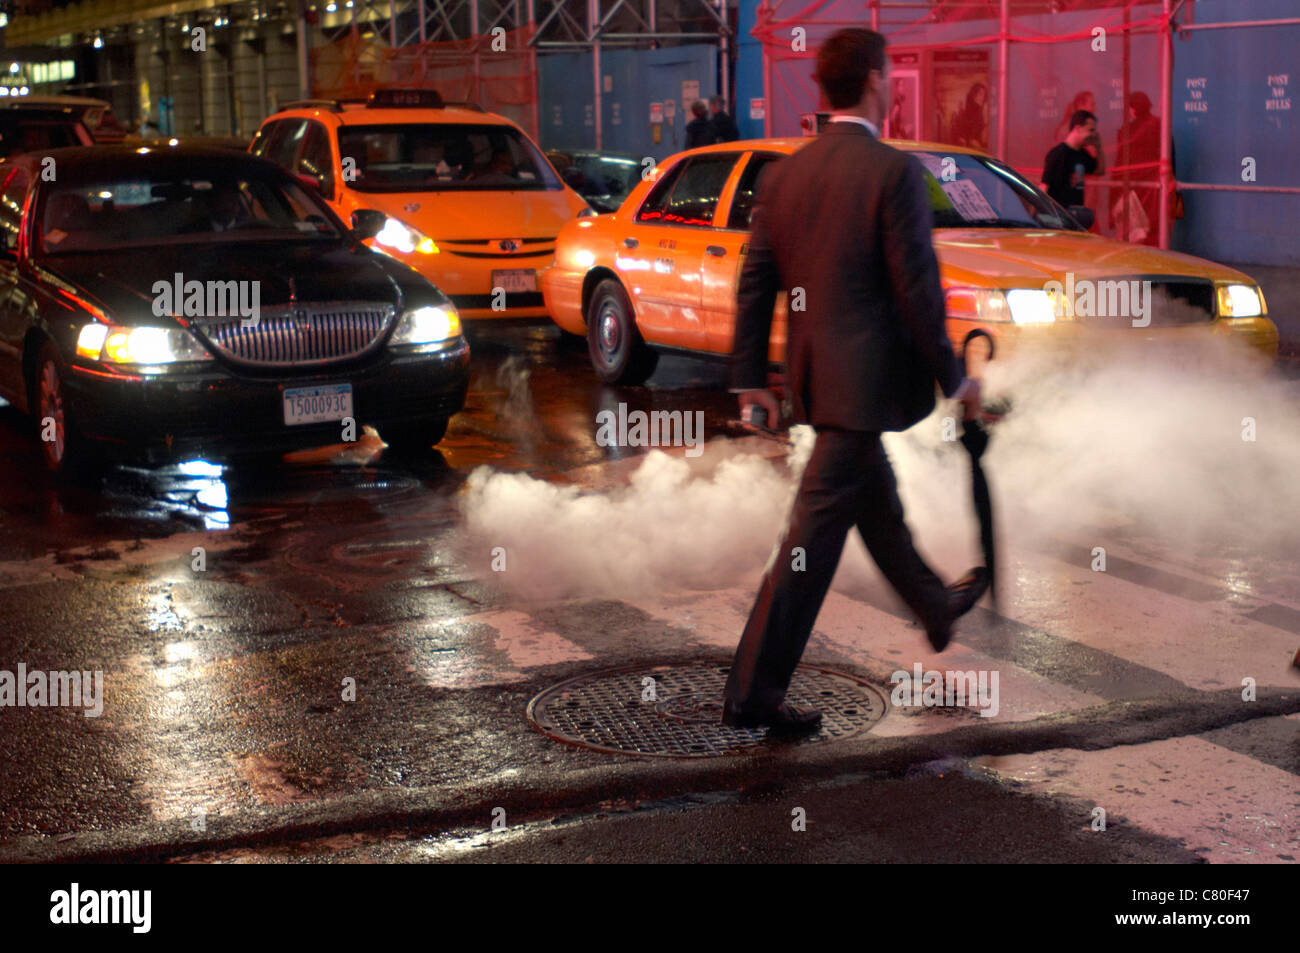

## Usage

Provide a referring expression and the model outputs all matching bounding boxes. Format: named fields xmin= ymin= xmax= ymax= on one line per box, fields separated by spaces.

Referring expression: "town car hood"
xmin=934 ymin=229 xmax=1255 ymax=287
xmin=39 ymin=242 xmax=440 ymax=325
xmin=354 ymin=188 xmax=588 ymax=240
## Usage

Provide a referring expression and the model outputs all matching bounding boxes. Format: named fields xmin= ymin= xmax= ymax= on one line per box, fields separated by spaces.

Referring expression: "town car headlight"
xmin=77 ymin=323 xmax=212 ymax=365
xmin=1217 ymin=284 xmax=1264 ymax=318
xmin=373 ymin=217 xmax=438 ymax=255
xmin=390 ymin=305 xmax=461 ymax=347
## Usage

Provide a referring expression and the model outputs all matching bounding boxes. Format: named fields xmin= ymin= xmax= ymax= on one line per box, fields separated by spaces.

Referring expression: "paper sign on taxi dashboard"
xmin=941 ymin=179 xmax=997 ymax=222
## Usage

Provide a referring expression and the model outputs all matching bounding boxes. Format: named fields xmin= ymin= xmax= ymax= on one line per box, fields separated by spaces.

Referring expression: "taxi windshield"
xmin=338 ymin=123 xmax=561 ymax=192
xmin=910 ymin=150 xmax=1085 ymax=231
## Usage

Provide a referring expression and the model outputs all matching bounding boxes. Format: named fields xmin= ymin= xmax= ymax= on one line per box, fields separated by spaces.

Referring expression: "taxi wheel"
xmin=383 ymin=417 xmax=450 ymax=456
xmin=587 ymin=279 xmax=657 ymax=385
xmin=32 ymin=342 xmax=96 ymax=478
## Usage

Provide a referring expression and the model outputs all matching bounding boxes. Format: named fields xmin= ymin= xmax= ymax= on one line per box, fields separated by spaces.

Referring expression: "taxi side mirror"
xmin=295 ymin=172 xmax=324 ymax=195
xmin=351 ymin=209 xmax=387 ymax=241
xmin=1068 ymin=205 xmax=1095 ymax=230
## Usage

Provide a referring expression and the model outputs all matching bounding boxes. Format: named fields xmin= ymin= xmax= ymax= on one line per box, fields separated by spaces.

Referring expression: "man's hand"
xmin=954 ymin=376 xmax=982 ymax=422
xmin=737 ymin=388 xmax=780 ymax=429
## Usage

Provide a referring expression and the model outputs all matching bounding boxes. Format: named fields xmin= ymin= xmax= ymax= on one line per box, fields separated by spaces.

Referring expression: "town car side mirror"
xmin=351 ymin=209 xmax=387 ymax=241
xmin=1068 ymin=205 xmax=1095 ymax=230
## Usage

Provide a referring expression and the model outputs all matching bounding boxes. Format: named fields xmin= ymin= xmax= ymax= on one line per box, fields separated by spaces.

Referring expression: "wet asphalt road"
xmin=0 ymin=326 xmax=1297 ymax=864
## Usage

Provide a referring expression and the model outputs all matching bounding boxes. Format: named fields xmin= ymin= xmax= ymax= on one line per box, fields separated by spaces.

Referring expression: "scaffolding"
xmin=752 ymin=0 xmax=1300 ymax=249
xmin=8 ymin=1 xmax=733 ymax=148
xmin=310 ymin=0 xmax=733 ymax=149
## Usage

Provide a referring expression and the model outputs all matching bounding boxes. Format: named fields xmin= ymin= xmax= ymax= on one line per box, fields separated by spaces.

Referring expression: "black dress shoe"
xmin=925 ymin=566 xmax=991 ymax=651
xmin=721 ymin=702 xmax=822 ymax=736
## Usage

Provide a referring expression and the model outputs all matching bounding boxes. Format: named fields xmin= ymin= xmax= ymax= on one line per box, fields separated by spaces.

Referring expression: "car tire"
xmin=587 ymin=279 xmax=656 ymax=385
xmin=31 ymin=342 xmax=99 ymax=479
xmin=383 ymin=417 xmax=450 ymax=456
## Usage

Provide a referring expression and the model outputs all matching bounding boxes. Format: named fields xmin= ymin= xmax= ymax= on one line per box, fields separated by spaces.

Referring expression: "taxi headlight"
xmin=1217 ymin=284 xmax=1263 ymax=318
xmin=390 ymin=305 xmax=461 ymax=346
xmin=80 ymin=323 xmax=212 ymax=366
xmin=945 ymin=288 xmax=1010 ymax=323
xmin=945 ymin=288 xmax=1057 ymax=325
xmin=1005 ymin=288 xmax=1057 ymax=325
xmin=374 ymin=217 xmax=439 ymax=256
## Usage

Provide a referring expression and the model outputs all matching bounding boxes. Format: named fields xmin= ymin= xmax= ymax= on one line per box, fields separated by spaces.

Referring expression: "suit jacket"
xmin=685 ymin=117 xmax=716 ymax=149
xmin=731 ymin=121 xmax=962 ymax=432
xmin=711 ymin=111 xmax=740 ymax=143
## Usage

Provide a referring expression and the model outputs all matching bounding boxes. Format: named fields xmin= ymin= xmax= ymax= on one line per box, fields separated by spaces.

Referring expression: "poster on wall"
xmin=887 ymin=71 xmax=920 ymax=139
xmin=682 ymin=80 xmax=699 ymax=115
xmin=887 ymin=51 xmax=922 ymax=140
xmin=931 ymin=50 xmax=990 ymax=149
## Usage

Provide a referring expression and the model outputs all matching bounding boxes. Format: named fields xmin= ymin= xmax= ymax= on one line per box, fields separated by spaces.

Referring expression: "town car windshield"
xmin=910 ymin=150 xmax=1085 ymax=231
xmin=338 ymin=123 xmax=562 ymax=192
xmin=37 ymin=170 xmax=340 ymax=253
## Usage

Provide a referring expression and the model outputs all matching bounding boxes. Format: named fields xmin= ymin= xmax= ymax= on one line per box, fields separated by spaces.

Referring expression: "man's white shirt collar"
xmin=829 ymin=115 xmax=880 ymax=138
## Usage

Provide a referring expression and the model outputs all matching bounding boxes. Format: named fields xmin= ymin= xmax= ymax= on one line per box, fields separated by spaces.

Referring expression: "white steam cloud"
xmin=460 ymin=338 xmax=1300 ymax=602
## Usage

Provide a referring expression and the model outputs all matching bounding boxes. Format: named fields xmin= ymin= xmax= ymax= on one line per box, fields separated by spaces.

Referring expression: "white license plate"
xmin=492 ymin=269 xmax=536 ymax=294
xmin=283 ymin=384 xmax=353 ymax=426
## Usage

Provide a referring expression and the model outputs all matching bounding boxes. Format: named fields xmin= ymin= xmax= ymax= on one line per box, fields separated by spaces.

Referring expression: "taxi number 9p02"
xmin=283 ymin=384 xmax=354 ymax=426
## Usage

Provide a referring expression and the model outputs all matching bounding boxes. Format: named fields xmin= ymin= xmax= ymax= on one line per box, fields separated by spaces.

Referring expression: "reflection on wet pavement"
xmin=0 ymin=324 xmax=738 ymax=551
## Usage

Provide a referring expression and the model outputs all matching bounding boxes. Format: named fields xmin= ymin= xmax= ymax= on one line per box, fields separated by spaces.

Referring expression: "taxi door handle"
xmin=705 ymin=245 xmax=726 ymax=257
xmin=623 ymin=237 xmax=639 ymax=249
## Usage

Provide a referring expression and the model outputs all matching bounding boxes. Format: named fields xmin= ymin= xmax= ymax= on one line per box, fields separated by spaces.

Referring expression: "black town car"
xmin=0 ymin=146 xmax=470 ymax=474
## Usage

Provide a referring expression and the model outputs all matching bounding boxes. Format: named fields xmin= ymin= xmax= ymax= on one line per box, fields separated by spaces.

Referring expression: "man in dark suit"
xmin=722 ymin=28 xmax=990 ymax=736
xmin=684 ymin=100 xmax=716 ymax=149
xmin=709 ymin=96 xmax=740 ymax=142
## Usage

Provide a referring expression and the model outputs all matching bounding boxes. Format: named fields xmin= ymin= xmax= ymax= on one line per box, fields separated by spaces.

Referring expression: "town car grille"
xmin=193 ymin=303 xmax=396 ymax=367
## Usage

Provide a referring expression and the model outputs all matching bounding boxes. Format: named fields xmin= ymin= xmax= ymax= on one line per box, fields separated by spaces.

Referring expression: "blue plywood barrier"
xmin=537 ymin=44 xmax=719 ymax=163
xmin=1172 ymin=0 xmax=1299 ymax=266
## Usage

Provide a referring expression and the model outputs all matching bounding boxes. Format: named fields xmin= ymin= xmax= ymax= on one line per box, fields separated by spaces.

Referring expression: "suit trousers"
xmin=723 ymin=428 xmax=950 ymax=714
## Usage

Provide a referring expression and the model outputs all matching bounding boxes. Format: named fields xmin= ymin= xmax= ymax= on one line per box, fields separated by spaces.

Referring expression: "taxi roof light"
xmin=366 ymin=88 xmax=444 ymax=109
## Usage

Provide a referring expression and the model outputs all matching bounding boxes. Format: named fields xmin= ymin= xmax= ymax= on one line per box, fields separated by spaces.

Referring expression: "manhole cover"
xmin=526 ymin=662 xmax=887 ymax=757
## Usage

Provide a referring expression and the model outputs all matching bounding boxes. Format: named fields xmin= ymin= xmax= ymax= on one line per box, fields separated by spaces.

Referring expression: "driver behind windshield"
xmin=471 ymin=149 xmax=517 ymax=185
xmin=190 ymin=183 xmax=250 ymax=232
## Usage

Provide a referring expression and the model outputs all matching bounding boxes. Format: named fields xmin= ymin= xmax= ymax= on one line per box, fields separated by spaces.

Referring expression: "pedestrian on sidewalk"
xmin=685 ymin=101 xmax=716 ymax=149
xmin=723 ymin=27 xmax=990 ymax=736
xmin=709 ymin=96 xmax=740 ymax=142
xmin=1041 ymin=110 xmax=1102 ymax=214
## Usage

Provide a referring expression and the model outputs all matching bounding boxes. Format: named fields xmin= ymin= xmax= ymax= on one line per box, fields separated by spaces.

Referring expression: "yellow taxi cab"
xmin=542 ymin=138 xmax=1279 ymax=383
xmin=253 ymin=88 xmax=592 ymax=321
